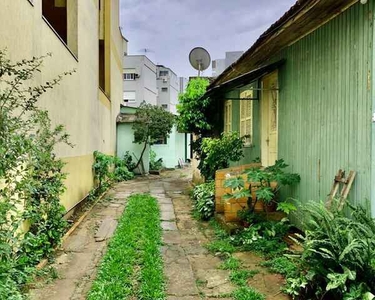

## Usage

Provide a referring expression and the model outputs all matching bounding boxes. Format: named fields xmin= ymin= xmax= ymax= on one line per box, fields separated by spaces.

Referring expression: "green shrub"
xmin=284 ymin=201 xmax=375 ymax=300
xmin=123 ymin=151 xmax=136 ymax=171
xmin=192 ymin=181 xmax=215 ymax=220
xmin=0 ymin=51 xmax=72 ymax=298
xmin=149 ymin=149 xmax=163 ymax=171
xmin=231 ymin=219 xmax=290 ymax=258
xmin=199 ymin=132 xmax=245 ymax=180
xmin=92 ymin=152 xmax=134 ymax=193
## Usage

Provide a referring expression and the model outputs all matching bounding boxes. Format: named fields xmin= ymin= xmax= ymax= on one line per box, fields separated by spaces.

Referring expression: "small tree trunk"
xmin=133 ymin=140 xmax=148 ymax=171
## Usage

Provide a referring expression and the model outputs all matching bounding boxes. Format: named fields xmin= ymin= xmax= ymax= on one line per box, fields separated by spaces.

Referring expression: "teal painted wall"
xmin=117 ymin=122 xmax=150 ymax=174
xmin=220 ymin=2 xmax=374 ymax=219
xmin=151 ymin=126 xmax=190 ymax=169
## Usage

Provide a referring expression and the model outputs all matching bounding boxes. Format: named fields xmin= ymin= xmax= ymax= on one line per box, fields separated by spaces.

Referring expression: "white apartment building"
xmin=212 ymin=51 xmax=244 ymax=77
xmin=156 ymin=65 xmax=179 ymax=114
xmin=123 ymin=55 xmax=157 ymax=107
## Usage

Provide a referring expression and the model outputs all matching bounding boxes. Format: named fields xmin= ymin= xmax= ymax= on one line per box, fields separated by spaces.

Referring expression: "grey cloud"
xmin=120 ymin=0 xmax=296 ymax=77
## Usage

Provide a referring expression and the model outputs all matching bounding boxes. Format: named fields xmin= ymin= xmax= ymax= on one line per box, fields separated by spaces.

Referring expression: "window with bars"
xmin=240 ymin=90 xmax=253 ymax=146
xmin=123 ymin=73 xmax=136 ymax=80
xmin=223 ymin=100 xmax=232 ymax=133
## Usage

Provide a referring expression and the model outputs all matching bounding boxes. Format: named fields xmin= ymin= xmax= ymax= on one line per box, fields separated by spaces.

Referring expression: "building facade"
xmin=123 ymin=55 xmax=157 ymax=107
xmin=156 ymin=65 xmax=179 ymax=114
xmin=212 ymin=51 xmax=244 ymax=77
xmin=0 ymin=0 xmax=123 ymax=213
xmin=207 ymin=0 xmax=375 ymax=221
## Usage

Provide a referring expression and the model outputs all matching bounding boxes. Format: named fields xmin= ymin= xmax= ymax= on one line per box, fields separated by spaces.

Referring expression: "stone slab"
xmin=94 ymin=218 xmax=118 ymax=242
xmin=161 ymin=210 xmax=176 ymax=221
xmin=161 ymin=221 xmax=178 ymax=231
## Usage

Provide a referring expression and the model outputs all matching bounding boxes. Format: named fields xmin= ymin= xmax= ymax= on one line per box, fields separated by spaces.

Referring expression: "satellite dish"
xmin=189 ymin=47 xmax=211 ymax=76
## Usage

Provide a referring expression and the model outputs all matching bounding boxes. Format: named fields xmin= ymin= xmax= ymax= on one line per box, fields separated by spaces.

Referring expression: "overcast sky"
xmin=120 ymin=0 xmax=296 ymax=78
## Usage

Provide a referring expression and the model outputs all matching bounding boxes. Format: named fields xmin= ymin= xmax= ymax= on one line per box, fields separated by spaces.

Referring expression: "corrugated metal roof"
xmin=209 ymin=0 xmax=358 ymax=89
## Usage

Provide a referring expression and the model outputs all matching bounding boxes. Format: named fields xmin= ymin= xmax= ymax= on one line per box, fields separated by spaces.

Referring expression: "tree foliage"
xmin=177 ymin=78 xmax=211 ymax=134
xmin=132 ymin=102 xmax=175 ymax=170
xmin=0 ymin=50 xmax=74 ymax=298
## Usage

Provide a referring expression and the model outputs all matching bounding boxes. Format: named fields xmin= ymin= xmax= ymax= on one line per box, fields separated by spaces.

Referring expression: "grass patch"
xmin=232 ymin=287 xmax=265 ymax=300
xmin=219 ymin=257 xmax=241 ymax=270
xmin=260 ymin=256 xmax=297 ymax=277
xmin=205 ymin=240 xmax=236 ymax=254
xmin=230 ymin=270 xmax=259 ymax=286
xmin=87 ymin=194 xmax=165 ymax=300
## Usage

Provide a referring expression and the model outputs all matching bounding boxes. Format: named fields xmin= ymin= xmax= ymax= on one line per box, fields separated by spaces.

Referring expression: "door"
xmin=261 ymin=71 xmax=279 ymax=167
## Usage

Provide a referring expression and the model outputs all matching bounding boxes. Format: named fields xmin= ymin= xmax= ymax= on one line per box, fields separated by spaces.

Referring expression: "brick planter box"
xmin=215 ymin=163 xmax=261 ymax=222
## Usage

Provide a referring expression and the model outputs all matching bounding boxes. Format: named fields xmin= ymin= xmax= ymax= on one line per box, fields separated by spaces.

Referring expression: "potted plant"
xmin=245 ymin=159 xmax=300 ymax=212
xmin=224 ymin=160 xmax=300 ymax=219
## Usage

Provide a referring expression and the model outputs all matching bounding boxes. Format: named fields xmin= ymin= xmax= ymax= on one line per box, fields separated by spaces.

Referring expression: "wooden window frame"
xmin=240 ymin=92 xmax=253 ymax=146
xmin=224 ymin=100 xmax=232 ymax=133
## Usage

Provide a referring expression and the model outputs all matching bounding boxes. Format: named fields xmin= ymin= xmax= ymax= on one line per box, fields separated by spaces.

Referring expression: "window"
xmin=161 ymin=104 xmax=168 ymax=110
xmin=240 ymin=90 xmax=253 ymax=146
xmin=123 ymin=91 xmax=136 ymax=103
xmin=124 ymin=73 xmax=136 ymax=80
xmin=159 ymin=70 xmax=168 ymax=77
xmin=154 ymin=137 xmax=167 ymax=145
xmin=99 ymin=0 xmax=109 ymax=94
xmin=42 ymin=0 xmax=78 ymax=57
xmin=223 ymin=100 xmax=232 ymax=133
xmin=161 ymin=87 xmax=168 ymax=92
xmin=212 ymin=60 xmax=217 ymax=68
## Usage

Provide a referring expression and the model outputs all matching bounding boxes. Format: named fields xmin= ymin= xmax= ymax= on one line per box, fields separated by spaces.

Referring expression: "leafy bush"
xmin=113 ymin=157 xmax=134 ymax=181
xmin=177 ymin=78 xmax=211 ymax=134
xmin=123 ymin=151 xmax=136 ymax=171
xmin=192 ymin=181 xmax=215 ymax=220
xmin=0 ymin=51 xmax=73 ymax=298
xmin=92 ymin=152 xmax=134 ymax=197
xmin=285 ymin=201 xmax=375 ymax=300
xmin=231 ymin=219 xmax=290 ymax=258
xmin=199 ymin=132 xmax=245 ymax=180
xmin=149 ymin=149 xmax=163 ymax=171
xmin=224 ymin=159 xmax=300 ymax=214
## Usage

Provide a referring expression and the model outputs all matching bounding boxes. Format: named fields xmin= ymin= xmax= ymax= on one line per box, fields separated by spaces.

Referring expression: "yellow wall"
xmin=0 ymin=0 xmax=123 ymax=211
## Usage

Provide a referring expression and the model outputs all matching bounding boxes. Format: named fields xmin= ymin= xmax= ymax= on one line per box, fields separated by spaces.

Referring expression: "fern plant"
xmin=285 ymin=201 xmax=375 ymax=300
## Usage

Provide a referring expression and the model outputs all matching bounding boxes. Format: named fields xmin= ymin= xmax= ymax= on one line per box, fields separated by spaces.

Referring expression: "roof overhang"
xmin=205 ymin=59 xmax=285 ymax=99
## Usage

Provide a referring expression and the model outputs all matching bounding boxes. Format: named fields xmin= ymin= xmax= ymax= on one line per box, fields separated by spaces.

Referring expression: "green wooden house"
xmin=207 ymin=0 xmax=375 ymax=217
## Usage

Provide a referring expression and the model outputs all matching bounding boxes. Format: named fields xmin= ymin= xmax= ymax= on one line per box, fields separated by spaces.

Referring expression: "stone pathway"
xmin=29 ymin=169 xmax=289 ymax=300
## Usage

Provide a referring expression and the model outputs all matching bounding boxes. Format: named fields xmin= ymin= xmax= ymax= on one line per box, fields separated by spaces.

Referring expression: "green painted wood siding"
xmin=273 ymin=2 xmax=374 ymax=214
xmin=226 ymin=87 xmax=261 ymax=166
xmin=222 ymin=2 xmax=374 ymax=219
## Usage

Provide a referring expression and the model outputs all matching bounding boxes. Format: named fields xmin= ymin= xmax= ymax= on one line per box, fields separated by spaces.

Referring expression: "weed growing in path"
xmin=87 ymin=194 xmax=165 ymax=300
xmin=232 ymin=287 xmax=265 ymax=300
xmin=230 ymin=270 xmax=259 ymax=286
xmin=220 ymin=257 xmax=241 ymax=270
